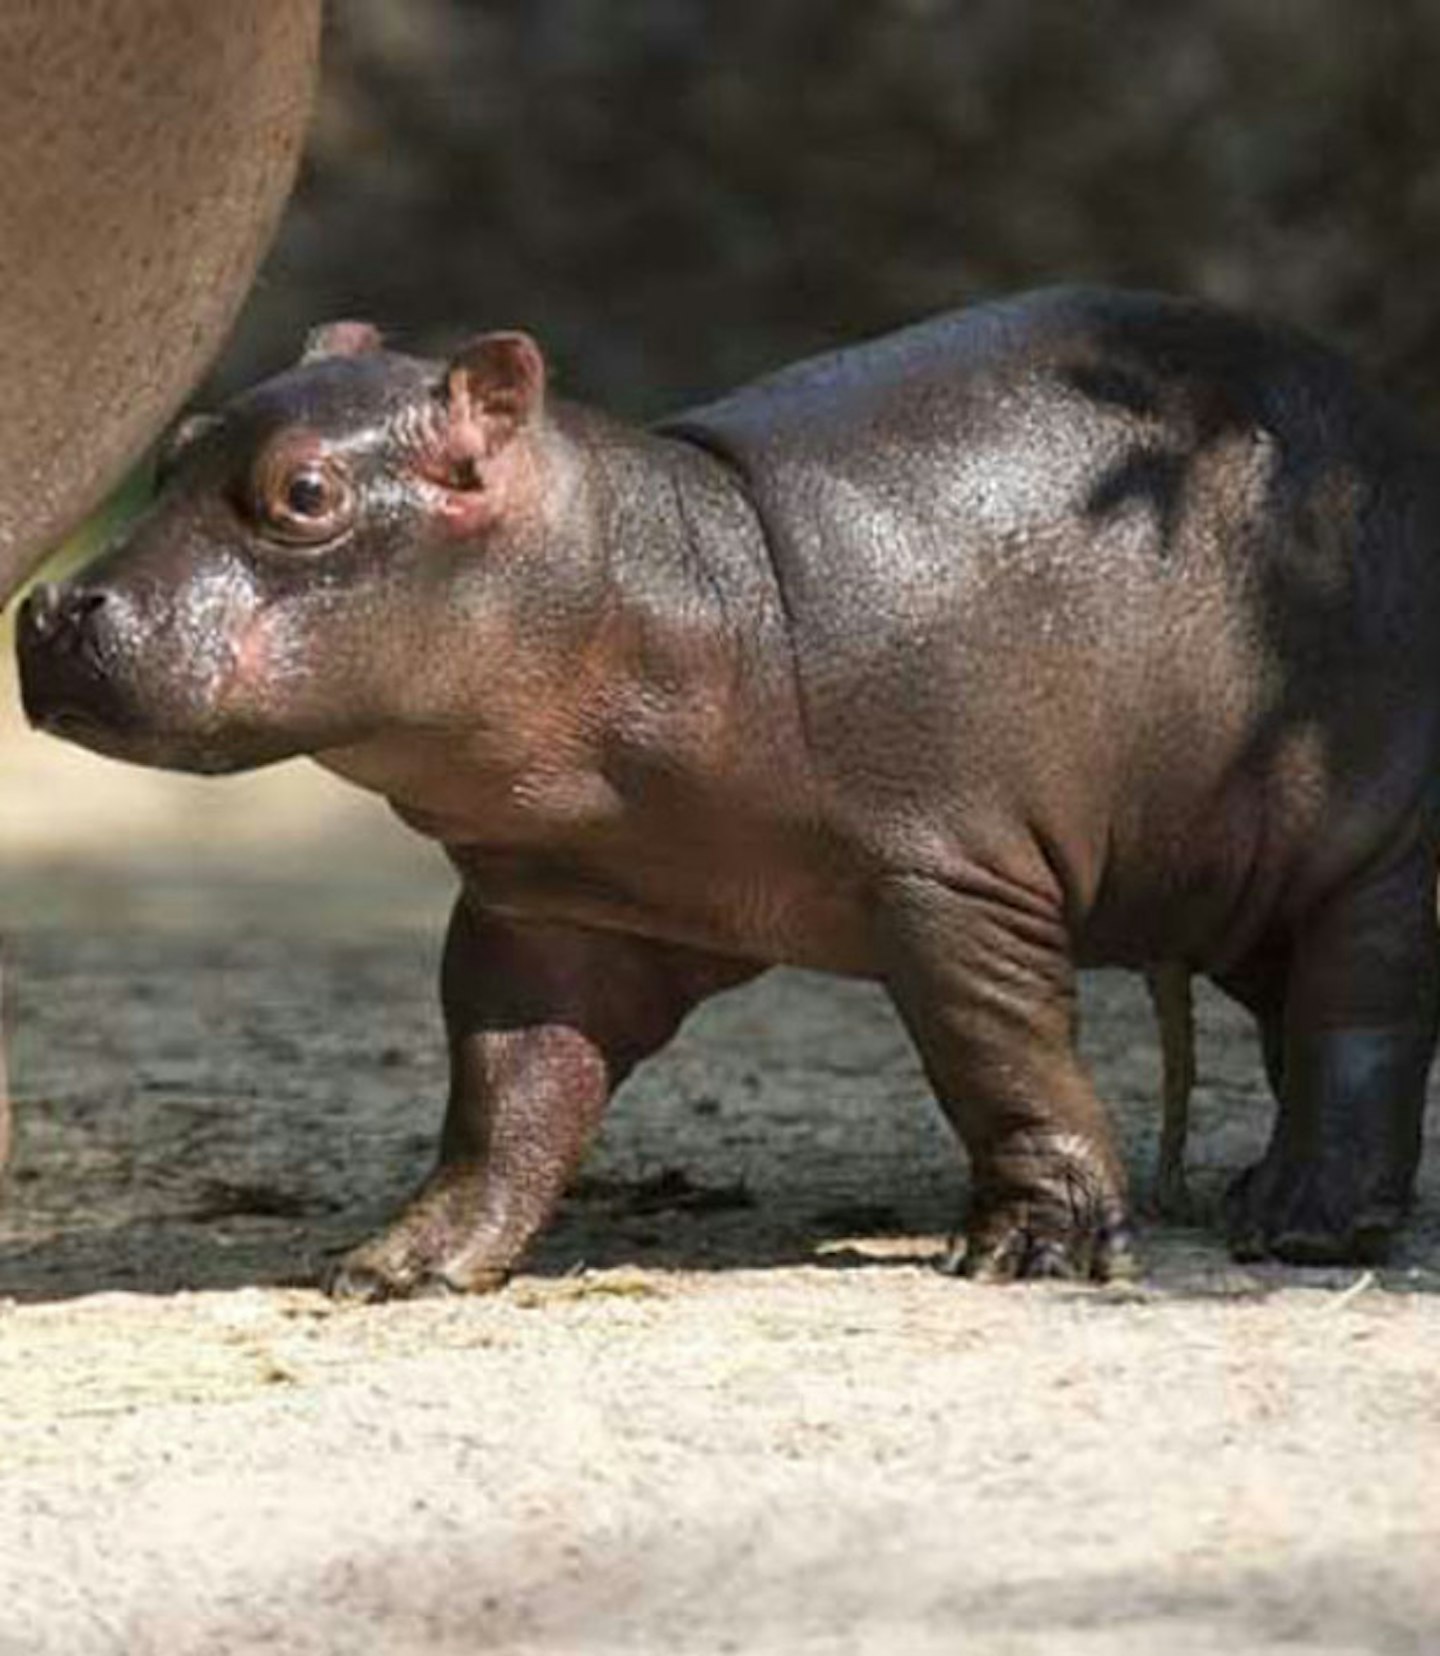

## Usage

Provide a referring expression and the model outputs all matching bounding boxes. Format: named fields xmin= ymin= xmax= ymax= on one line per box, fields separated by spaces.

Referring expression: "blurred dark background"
xmin=217 ymin=0 xmax=1440 ymax=428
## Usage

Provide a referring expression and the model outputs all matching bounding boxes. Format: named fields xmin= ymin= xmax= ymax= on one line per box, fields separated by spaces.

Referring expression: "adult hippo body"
xmin=18 ymin=287 xmax=1440 ymax=1293
xmin=0 ymin=1 xmax=321 ymax=596
xmin=0 ymin=2 xmax=318 ymax=1174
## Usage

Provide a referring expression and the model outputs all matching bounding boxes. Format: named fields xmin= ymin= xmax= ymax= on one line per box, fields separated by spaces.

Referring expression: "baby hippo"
xmin=16 ymin=288 xmax=1440 ymax=1297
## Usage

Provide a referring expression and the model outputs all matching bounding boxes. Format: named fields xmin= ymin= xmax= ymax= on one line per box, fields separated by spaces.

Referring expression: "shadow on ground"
xmin=3 ymin=886 xmax=1437 ymax=1307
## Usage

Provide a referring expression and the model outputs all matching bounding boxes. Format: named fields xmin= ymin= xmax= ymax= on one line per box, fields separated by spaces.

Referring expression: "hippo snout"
xmin=16 ymin=569 xmax=315 ymax=776
xmin=16 ymin=580 xmax=129 ymax=736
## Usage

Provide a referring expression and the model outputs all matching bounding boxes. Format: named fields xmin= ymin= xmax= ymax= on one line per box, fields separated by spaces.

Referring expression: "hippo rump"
xmin=16 ymin=286 xmax=1440 ymax=1297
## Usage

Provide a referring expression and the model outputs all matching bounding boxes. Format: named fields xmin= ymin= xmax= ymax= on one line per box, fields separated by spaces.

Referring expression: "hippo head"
xmin=15 ymin=321 xmax=579 ymax=776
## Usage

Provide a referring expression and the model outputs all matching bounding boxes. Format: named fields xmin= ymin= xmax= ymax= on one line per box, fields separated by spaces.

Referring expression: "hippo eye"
xmin=254 ymin=447 xmax=356 ymax=546
xmin=286 ymin=472 xmax=332 ymax=517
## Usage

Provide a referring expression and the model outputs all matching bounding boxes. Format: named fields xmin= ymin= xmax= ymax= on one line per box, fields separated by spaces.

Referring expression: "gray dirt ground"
xmin=0 ymin=677 xmax=1438 ymax=1655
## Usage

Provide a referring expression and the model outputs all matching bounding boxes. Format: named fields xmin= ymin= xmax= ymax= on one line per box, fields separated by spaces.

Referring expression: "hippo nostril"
xmin=71 ymin=589 xmax=108 ymax=618
xmin=19 ymin=581 xmax=62 ymax=640
xmin=19 ymin=583 xmax=114 ymax=662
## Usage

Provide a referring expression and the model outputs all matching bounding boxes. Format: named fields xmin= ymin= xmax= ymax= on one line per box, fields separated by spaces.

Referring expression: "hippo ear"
xmin=445 ymin=332 xmax=546 ymax=462
xmin=155 ymin=411 xmax=221 ymax=480
xmin=301 ymin=320 xmax=385 ymax=363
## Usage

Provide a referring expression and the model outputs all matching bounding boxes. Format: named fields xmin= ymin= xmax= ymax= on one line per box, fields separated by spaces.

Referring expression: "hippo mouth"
xmin=25 ymin=699 xmax=121 ymax=746
xmin=16 ymin=606 xmax=284 ymax=776
xmin=18 ymin=675 xmax=244 ymax=774
xmin=26 ymin=696 xmax=290 ymax=776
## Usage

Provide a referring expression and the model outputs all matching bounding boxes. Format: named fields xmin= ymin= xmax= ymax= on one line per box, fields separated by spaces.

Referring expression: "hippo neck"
xmin=555 ymin=399 xmax=791 ymax=676
xmin=319 ymin=401 xmax=816 ymax=861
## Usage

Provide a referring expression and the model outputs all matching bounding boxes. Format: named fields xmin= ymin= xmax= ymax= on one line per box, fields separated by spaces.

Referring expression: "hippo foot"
xmin=326 ymin=1245 xmax=511 ymax=1303
xmin=324 ymin=1176 xmax=518 ymax=1302
xmin=1225 ymin=1153 xmax=1400 ymax=1265
xmin=326 ymin=1253 xmax=510 ymax=1304
xmin=945 ymin=1133 xmax=1136 ymax=1283
xmin=945 ymin=1213 xmax=1137 ymax=1283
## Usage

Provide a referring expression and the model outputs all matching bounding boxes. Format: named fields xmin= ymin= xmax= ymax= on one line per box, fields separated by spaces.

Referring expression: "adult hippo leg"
xmin=330 ymin=898 xmax=760 ymax=1301
xmin=0 ymin=2 xmax=319 ymax=1176
xmin=0 ymin=960 xmax=8 ymax=1174
xmin=1226 ymin=847 xmax=1440 ymax=1264
xmin=876 ymin=873 xmax=1132 ymax=1283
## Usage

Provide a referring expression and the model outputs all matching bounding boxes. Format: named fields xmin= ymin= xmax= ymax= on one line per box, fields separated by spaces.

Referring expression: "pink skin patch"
xmin=219 ymin=605 xmax=298 ymax=712
xmin=232 ymin=613 xmax=274 ymax=684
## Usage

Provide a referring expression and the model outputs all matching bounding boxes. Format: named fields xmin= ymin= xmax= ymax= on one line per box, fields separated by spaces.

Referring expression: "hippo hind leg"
xmin=875 ymin=871 xmax=1133 ymax=1283
xmin=1224 ymin=847 xmax=1439 ymax=1265
xmin=1145 ymin=962 xmax=1197 ymax=1220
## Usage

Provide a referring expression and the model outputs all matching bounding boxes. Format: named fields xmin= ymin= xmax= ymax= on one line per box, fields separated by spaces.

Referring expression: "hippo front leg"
xmin=1226 ymin=849 xmax=1439 ymax=1264
xmin=329 ymin=901 xmax=757 ymax=1301
xmin=876 ymin=873 xmax=1133 ymax=1282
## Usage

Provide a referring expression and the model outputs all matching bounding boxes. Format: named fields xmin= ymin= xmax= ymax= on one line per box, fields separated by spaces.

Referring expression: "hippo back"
xmin=665 ymin=287 xmax=1440 ymax=952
